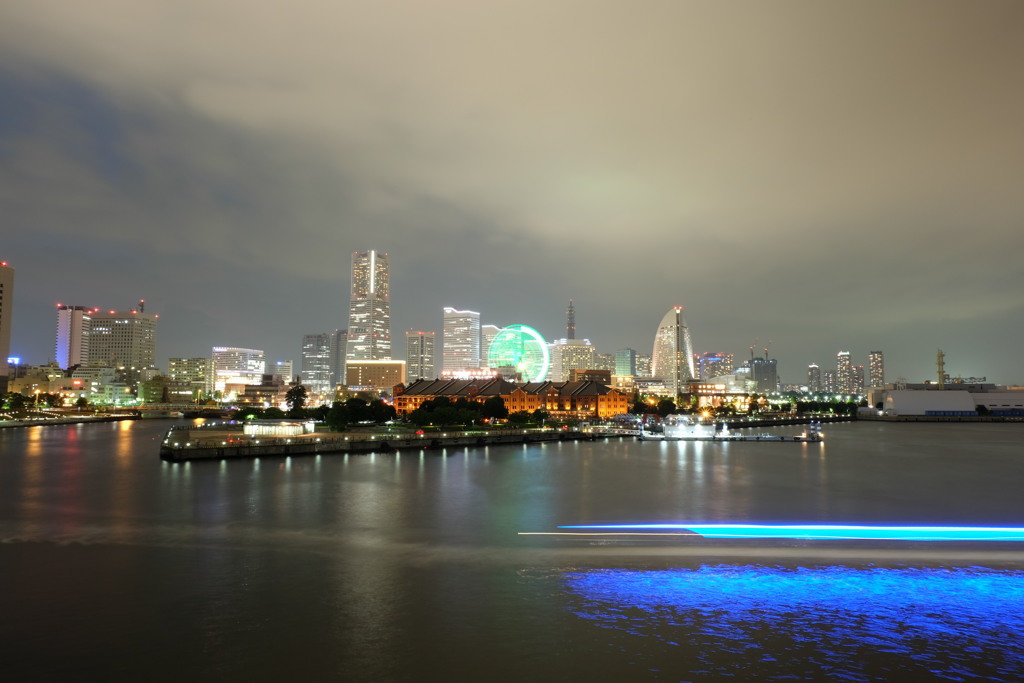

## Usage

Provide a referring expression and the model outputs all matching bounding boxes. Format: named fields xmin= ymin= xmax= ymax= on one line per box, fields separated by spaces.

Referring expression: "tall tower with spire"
xmin=566 ymin=299 xmax=575 ymax=340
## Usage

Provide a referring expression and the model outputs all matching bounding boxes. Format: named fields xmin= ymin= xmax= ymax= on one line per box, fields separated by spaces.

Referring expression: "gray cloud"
xmin=2 ymin=1 xmax=1022 ymax=383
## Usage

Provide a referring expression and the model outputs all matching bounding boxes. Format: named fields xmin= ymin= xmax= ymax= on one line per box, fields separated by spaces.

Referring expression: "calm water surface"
xmin=2 ymin=419 xmax=1023 ymax=681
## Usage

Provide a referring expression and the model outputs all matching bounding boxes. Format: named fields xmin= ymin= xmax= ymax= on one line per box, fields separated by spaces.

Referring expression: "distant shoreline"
xmin=0 ymin=415 xmax=141 ymax=429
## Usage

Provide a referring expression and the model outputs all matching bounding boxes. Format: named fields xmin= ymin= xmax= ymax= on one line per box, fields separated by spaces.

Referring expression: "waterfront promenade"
xmin=159 ymin=425 xmax=628 ymax=462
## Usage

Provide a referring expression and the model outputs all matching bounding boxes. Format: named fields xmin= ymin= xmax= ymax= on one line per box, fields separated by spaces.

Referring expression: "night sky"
xmin=3 ymin=1 xmax=1022 ymax=385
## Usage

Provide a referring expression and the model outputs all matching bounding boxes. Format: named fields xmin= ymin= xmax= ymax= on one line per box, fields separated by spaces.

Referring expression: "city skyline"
xmin=2 ymin=2 xmax=1022 ymax=385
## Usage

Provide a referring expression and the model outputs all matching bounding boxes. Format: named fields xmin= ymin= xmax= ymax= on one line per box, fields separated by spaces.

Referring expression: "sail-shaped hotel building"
xmin=652 ymin=306 xmax=695 ymax=396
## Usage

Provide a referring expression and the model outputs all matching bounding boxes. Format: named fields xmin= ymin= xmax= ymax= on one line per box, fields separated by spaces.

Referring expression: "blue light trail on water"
xmin=564 ymin=565 xmax=1024 ymax=679
xmin=556 ymin=523 xmax=1024 ymax=541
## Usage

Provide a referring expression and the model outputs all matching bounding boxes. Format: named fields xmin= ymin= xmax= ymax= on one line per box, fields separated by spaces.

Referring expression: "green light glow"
xmin=487 ymin=324 xmax=549 ymax=382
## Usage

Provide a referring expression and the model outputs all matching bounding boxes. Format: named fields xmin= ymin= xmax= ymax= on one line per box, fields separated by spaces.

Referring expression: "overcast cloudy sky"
xmin=3 ymin=1 xmax=1022 ymax=385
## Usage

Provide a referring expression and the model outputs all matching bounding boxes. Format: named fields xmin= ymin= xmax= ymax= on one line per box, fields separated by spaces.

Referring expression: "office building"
xmin=698 ymin=352 xmax=734 ymax=381
xmin=480 ymin=324 xmax=502 ymax=368
xmin=212 ymin=347 xmax=265 ymax=391
xmin=868 ymin=351 xmax=885 ymax=388
xmin=548 ymin=338 xmax=597 ymax=382
xmin=0 ymin=261 xmax=13 ymax=393
xmin=636 ymin=353 xmax=652 ymax=377
xmin=614 ymin=348 xmax=637 ymax=377
xmin=56 ymin=304 xmax=94 ymax=370
xmin=748 ymin=356 xmax=778 ymax=393
xmin=651 ymin=306 xmax=696 ymax=396
xmin=405 ymin=330 xmax=435 ymax=381
xmin=443 ymin=307 xmax=481 ymax=373
xmin=272 ymin=360 xmax=294 ymax=383
xmin=88 ymin=302 xmax=158 ymax=386
xmin=301 ymin=333 xmax=335 ymax=398
xmin=167 ymin=357 xmax=215 ymax=397
xmin=329 ymin=329 xmax=346 ymax=388
xmin=345 ymin=360 xmax=406 ymax=393
xmin=346 ymin=250 xmax=391 ymax=361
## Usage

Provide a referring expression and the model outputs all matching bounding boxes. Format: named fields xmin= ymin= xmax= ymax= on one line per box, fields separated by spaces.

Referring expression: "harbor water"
xmin=2 ymin=419 xmax=1023 ymax=681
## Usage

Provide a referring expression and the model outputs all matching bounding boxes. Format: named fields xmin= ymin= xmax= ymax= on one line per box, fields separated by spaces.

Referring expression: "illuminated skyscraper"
xmin=302 ymin=333 xmax=335 ymax=398
xmin=88 ymin=302 xmax=158 ymax=386
xmin=405 ymin=330 xmax=435 ymax=381
xmin=836 ymin=351 xmax=854 ymax=394
xmin=0 ymin=261 xmax=12 ymax=393
xmin=807 ymin=363 xmax=822 ymax=393
xmin=442 ymin=307 xmax=480 ymax=373
xmin=868 ymin=350 xmax=885 ymax=387
xmin=651 ymin=306 xmax=695 ymax=395
xmin=346 ymin=250 xmax=391 ymax=361
xmin=56 ymin=304 xmax=94 ymax=369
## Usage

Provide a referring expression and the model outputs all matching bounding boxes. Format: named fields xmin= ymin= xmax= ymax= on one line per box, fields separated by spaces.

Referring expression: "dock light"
xmin=555 ymin=524 xmax=1024 ymax=542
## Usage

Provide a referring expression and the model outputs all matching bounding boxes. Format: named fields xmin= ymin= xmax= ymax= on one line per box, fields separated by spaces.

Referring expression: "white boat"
xmin=639 ymin=416 xmax=727 ymax=441
xmin=638 ymin=417 xmax=823 ymax=442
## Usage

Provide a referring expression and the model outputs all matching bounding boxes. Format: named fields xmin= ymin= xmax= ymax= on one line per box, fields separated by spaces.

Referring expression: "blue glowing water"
xmin=558 ymin=523 xmax=1024 ymax=541
xmin=565 ymin=565 xmax=1024 ymax=680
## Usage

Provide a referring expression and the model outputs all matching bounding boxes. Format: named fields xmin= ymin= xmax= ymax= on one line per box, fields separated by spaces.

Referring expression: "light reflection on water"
xmin=564 ymin=564 xmax=1024 ymax=679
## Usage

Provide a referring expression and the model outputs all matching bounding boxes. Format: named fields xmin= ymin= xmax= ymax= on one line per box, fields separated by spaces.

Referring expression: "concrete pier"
xmin=159 ymin=426 xmax=618 ymax=462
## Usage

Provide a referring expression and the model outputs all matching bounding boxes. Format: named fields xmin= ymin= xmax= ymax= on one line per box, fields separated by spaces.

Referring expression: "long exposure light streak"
xmin=555 ymin=524 xmax=1024 ymax=541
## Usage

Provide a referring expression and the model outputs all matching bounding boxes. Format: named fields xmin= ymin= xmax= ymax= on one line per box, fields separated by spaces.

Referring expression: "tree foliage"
xmin=285 ymin=385 xmax=308 ymax=417
xmin=656 ymin=399 xmax=676 ymax=417
xmin=407 ymin=396 xmax=484 ymax=427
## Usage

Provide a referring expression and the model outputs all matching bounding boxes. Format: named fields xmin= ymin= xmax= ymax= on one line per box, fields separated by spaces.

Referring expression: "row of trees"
xmin=406 ymin=396 xmax=508 ymax=427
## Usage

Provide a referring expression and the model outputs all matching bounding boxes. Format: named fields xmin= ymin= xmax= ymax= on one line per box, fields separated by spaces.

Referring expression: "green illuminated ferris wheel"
xmin=486 ymin=324 xmax=550 ymax=382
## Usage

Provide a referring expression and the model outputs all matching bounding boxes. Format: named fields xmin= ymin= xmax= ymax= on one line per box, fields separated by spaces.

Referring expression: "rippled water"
xmin=2 ymin=419 xmax=1023 ymax=680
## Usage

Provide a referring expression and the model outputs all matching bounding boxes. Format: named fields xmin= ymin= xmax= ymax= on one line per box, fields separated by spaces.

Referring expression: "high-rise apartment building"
xmin=807 ymin=363 xmax=822 ymax=393
xmin=88 ymin=302 xmax=158 ymax=386
xmin=836 ymin=351 xmax=854 ymax=394
xmin=56 ymin=304 xmax=94 ymax=369
xmin=698 ymin=352 xmax=734 ymax=381
xmin=346 ymin=250 xmax=391 ymax=361
xmin=442 ymin=307 xmax=481 ymax=373
xmin=301 ymin=333 xmax=335 ymax=398
xmin=853 ymin=364 xmax=866 ymax=394
xmin=823 ymin=370 xmax=836 ymax=393
xmin=868 ymin=351 xmax=885 ymax=387
xmin=167 ymin=357 xmax=215 ymax=396
xmin=212 ymin=347 xmax=265 ymax=391
xmin=652 ymin=306 xmax=695 ymax=396
xmin=0 ymin=261 xmax=13 ymax=393
xmin=614 ymin=348 xmax=637 ymax=376
xmin=405 ymin=330 xmax=435 ymax=381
